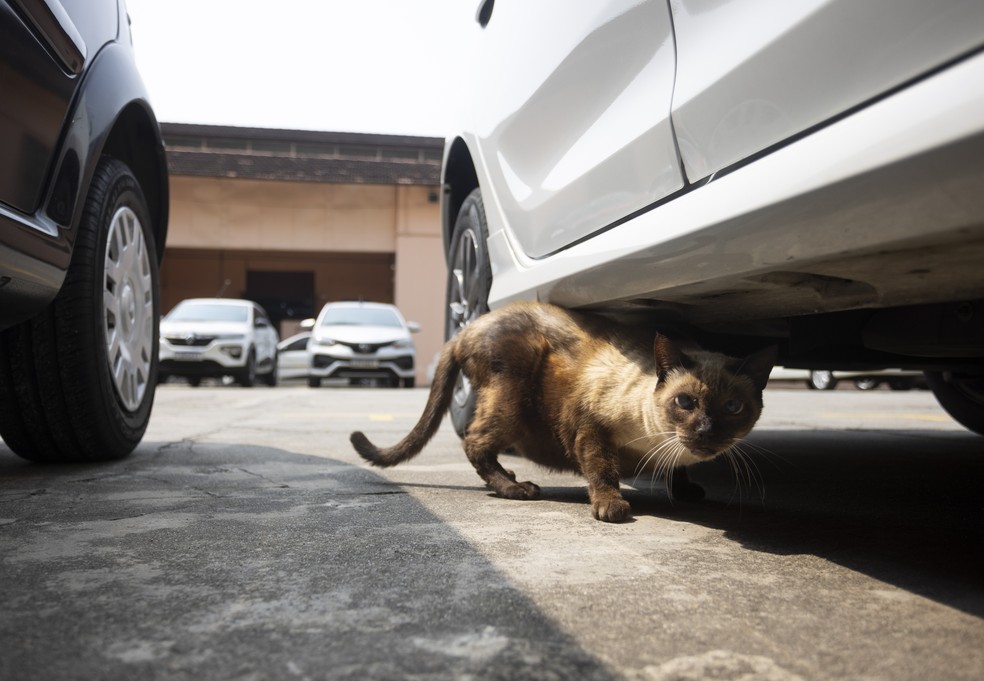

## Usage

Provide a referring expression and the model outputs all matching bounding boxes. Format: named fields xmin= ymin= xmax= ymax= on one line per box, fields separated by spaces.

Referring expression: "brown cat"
xmin=350 ymin=301 xmax=776 ymax=522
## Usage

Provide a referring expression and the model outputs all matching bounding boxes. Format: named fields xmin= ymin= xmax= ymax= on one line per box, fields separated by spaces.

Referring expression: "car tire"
xmin=807 ymin=370 xmax=837 ymax=391
xmin=854 ymin=377 xmax=880 ymax=390
xmin=887 ymin=377 xmax=916 ymax=391
xmin=925 ymin=372 xmax=984 ymax=435
xmin=308 ymin=377 xmax=322 ymax=388
xmin=238 ymin=348 xmax=257 ymax=387
xmin=0 ymin=158 xmax=159 ymax=462
xmin=402 ymin=377 xmax=416 ymax=388
xmin=262 ymin=352 xmax=278 ymax=387
xmin=445 ymin=188 xmax=492 ymax=438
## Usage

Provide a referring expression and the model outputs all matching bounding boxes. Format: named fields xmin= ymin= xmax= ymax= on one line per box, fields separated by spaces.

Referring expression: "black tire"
xmin=808 ymin=371 xmax=837 ymax=391
xmin=262 ymin=351 xmax=278 ymax=387
xmin=308 ymin=377 xmax=322 ymax=388
xmin=238 ymin=348 xmax=257 ymax=387
xmin=445 ymin=188 xmax=492 ymax=438
xmin=925 ymin=372 xmax=984 ymax=435
xmin=188 ymin=377 xmax=202 ymax=388
xmin=0 ymin=158 xmax=159 ymax=462
xmin=887 ymin=377 xmax=916 ymax=391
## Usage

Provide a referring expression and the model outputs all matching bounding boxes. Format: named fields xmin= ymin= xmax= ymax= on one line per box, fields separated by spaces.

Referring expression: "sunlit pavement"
xmin=1 ymin=384 xmax=982 ymax=680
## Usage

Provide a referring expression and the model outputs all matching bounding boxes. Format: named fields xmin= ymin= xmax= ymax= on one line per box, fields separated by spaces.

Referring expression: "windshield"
xmin=319 ymin=307 xmax=401 ymax=328
xmin=168 ymin=303 xmax=249 ymax=323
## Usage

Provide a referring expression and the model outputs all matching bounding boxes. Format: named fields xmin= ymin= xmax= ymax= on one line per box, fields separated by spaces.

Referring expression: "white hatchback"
xmin=441 ymin=0 xmax=984 ymax=435
xmin=159 ymin=298 xmax=279 ymax=387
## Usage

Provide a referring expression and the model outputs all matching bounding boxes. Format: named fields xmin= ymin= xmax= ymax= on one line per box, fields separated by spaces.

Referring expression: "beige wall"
xmin=164 ymin=176 xmax=446 ymax=385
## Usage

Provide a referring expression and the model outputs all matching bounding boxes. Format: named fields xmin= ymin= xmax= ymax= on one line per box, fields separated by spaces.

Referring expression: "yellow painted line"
xmin=279 ymin=412 xmax=420 ymax=420
xmin=819 ymin=412 xmax=950 ymax=422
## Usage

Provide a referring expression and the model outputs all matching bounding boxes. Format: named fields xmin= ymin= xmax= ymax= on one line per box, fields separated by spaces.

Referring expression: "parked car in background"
xmin=769 ymin=367 xmax=927 ymax=391
xmin=277 ymin=332 xmax=312 ymax=381
xmin=0 ymin=0 xmax=169 ymax=462
xmin=441 ymin=0 xmax=984 ymax=435
xmin=159 ymin=299 xmax=279 ymax=387
xmin=307 ymin=301 xmax=418 ymax=388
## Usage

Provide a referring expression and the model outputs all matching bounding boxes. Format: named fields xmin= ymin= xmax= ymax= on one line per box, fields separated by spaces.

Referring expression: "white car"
xmin=441 ymin=0 xmax=984 ymax=435
xmin=769 ymin=367 xmax=926 ymax=392
xmin=160 ymin=298 xmax=279 ymax=387
xmin=307 ymin=302 xmax=418 ymax=388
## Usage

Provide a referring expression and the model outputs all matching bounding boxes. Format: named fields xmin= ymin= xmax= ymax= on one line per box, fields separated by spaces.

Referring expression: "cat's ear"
xmin=735 ymin=345 xmax=778 ymax=392
xmin=653 ymin=332 xmax=694 ymax=382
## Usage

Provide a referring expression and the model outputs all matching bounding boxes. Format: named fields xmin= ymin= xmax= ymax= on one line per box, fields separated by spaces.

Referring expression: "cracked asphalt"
xmin=1 ymin=384 xmax=983 ymax=680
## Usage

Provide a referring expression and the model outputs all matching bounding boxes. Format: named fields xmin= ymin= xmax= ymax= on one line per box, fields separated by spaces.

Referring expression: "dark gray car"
xmin=0 ymin=0 xmax=169 ymax=462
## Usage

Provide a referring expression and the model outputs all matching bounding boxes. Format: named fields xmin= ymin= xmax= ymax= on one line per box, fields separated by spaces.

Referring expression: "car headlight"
xmin=314 ymin=337 xmax=337 ymax=347
xmin=391 ymin=339 xmax=413 ymax=350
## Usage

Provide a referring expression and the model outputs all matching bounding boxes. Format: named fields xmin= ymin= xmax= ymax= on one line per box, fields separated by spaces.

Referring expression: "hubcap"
xmin=103 ymin=206 xmax=153 ymax=412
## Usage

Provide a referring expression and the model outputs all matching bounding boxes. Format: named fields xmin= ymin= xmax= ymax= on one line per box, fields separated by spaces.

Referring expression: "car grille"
xmin=166 ymin=335 xmax=215 ymax=347
xmin=336 ymin=340 xmax=394 ymax=354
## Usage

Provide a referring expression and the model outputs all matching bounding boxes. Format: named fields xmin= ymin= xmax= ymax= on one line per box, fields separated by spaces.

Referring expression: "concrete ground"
xmin=1 ymin=385 xmax=983 ymax=680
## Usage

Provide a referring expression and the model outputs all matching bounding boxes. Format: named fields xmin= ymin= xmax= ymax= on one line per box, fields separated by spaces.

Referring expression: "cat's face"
xmin=652 ymin=334 xmax=776 ymax=462
xmin=656 ymin=368 xmax=764 ymax=460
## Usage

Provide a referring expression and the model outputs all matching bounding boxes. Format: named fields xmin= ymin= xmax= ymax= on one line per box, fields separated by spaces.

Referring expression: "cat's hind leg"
xmin=462 ymin=384 xmax=540 ymax=500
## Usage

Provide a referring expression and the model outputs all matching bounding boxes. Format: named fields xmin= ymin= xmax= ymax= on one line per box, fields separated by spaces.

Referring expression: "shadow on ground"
xmin=0 ymin=441 xmax=615 ymax=681
xmin=624 ymin=429 xmax=984 ymax=618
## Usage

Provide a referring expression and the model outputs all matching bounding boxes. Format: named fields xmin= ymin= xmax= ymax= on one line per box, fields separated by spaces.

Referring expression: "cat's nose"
xmin=695 ymin=415 xmax=713 ymax=436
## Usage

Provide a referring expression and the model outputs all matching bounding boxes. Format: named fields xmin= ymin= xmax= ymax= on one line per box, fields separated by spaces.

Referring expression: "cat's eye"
xmin=724 ymin=399 xmax=744 ymax=415
xmin=675 ymin=394 xmax=696 ymax=410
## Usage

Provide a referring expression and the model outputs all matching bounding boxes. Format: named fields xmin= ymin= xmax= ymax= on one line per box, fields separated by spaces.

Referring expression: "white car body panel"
xmin=277 ymin=333 xmax=312 ymax=380
xmin=471 ymin=0 xmax=682 ymax=258
xmin=483 ymin=49 xmax=984 ymax=319
xmin=670 ymin=0 xmax=984 ymax=180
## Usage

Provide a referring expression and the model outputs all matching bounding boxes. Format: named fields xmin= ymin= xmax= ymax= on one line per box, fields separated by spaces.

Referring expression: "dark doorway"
xmin=246 ymin=270 xmax=315 ymax=328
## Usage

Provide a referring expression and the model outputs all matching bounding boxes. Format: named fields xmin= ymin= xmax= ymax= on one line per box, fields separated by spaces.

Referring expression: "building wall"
xmin=162 ymin=175 xmax=445 ymax=385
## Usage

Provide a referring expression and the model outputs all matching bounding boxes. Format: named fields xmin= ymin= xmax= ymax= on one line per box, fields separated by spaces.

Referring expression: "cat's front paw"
xmin=591 ymin=497 xmax=632 ymax=523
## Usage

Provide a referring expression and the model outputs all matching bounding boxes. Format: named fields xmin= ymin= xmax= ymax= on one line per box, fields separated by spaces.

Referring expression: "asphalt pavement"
xmin=1 ymin=383 xmax=983 ymax=680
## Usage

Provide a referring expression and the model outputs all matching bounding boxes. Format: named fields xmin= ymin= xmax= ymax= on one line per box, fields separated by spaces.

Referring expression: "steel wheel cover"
xmin=103 ymin=206 xmax=154 ymax=412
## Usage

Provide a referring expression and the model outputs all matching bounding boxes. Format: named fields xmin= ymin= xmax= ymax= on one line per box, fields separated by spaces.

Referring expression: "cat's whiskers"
xmin=647 ymin=437 xmax=687 ymax=498
xmin=720 ymin=438 xmax=766 ymax=503
xmin=631 ymin=434 xmax=681 ymax=489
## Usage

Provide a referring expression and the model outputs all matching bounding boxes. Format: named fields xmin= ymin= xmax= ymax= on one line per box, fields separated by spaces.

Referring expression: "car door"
xmin=252 ymin=306 xmax=277 ymax=364
xmin=0 ymin=0 xmax=86 ymax=216
xmin=278 ymin=335 xmax=311 ymax=379
xmin=471 ymin=0 xmax=684 ymax=259
xmin=669 ymin=0 xmax=984 ymax=181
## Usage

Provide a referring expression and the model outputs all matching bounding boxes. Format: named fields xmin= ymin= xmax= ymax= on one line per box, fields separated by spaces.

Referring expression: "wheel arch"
xmin=100 ymin=102 xmax=169 ymax=265
xmin=46 ymin=42 xmax=169 ymax=267
xmin=440 ymin=137 xmax=479 ymax=262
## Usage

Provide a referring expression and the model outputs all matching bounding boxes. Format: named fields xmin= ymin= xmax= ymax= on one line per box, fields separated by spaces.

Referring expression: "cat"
xmin=350 ymin=301 xmax=776 ymax=522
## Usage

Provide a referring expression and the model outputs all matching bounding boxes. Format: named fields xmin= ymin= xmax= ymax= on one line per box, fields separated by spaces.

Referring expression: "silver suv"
xmin=160 ymin=299 xmax=279 ymax=387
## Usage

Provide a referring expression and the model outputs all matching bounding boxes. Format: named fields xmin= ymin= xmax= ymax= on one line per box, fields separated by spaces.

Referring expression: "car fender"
xmin=44 ymin=40 xmax=168 ymax=272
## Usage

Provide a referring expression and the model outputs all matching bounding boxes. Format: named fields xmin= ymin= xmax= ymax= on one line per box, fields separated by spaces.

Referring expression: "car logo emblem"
xmin=357 ymin=344 xmax=372 ymax=354
xmin=184 ymin=333 xmax=196 ymax=344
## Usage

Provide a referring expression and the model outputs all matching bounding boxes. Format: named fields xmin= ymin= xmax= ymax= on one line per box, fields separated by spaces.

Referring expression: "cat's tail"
xmin=350 ymin=338 xmax=460 ymax=467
